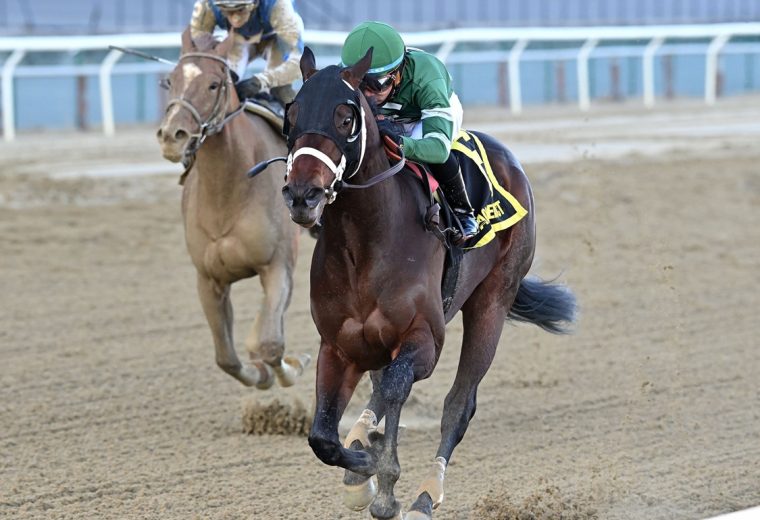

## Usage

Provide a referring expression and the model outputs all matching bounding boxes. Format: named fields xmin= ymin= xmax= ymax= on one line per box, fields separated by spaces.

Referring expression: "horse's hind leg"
xmin=196 ymin=272 xmax=273 ymax=388
xmin=407 ymin=275 xmax=519 ymax=518
xmin=245 ymin=259 xmax=310 ymax=387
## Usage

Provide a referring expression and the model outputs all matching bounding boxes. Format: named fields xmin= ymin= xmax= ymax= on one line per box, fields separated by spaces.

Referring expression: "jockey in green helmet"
xmin=341 ymin=21 xmax=478 ymax=243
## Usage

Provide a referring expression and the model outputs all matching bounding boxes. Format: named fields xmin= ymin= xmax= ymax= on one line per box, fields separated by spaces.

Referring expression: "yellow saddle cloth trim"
xmin=451 ymin=130 xmax=528 ymax=249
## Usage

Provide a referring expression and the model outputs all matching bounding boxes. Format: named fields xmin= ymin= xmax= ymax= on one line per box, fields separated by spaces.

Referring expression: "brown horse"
xmin=280 ymin=48 xmax=577 ymax=520
xmin=156 ymin=28 xmax=308 ymax=389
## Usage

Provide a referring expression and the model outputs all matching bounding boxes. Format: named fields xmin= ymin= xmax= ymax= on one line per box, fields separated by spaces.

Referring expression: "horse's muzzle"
xmin=282 ymin=185 xmax=325 ymax=227
xmin=156 ymin=124 xmax=191 ymax=163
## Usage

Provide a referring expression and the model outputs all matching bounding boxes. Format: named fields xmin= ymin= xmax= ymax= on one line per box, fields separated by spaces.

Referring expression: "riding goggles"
xmin=217 ymin=1 xmax=258 ymax=13
xmin=361 ymin=70 xmax=399 ymax=93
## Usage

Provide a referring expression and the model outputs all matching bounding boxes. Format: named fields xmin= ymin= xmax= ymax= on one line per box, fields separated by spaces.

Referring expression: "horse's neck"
xmin=323 ymin=151 xmax=410 ymax=253
xmin=193 ymin=115 xmax=255 ymax=209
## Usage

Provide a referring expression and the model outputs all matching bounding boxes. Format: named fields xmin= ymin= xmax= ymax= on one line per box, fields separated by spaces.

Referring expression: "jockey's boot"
xmin=440 ymin=173 xmax=479 ymax=244
xmin=271 ymin=84 xmax=296 ymax=106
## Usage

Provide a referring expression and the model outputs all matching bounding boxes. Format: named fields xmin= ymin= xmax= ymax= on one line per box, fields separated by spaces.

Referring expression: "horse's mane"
xmin=193 ymin=33 xmax=220 ymax=52
xmin=365 ymin=96 xmax=380 ymax=117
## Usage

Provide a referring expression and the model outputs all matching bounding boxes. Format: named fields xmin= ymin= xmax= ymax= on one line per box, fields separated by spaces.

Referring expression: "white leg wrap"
xmin=415 ymin=457 xmax=447 ymax=509
xmin=343 ymin=409 xmax=377 ymax=448
xmin=342 ymin=409 xmax=379 ymax=511
xmin=342 ymin=477 xmax=377 ymax=511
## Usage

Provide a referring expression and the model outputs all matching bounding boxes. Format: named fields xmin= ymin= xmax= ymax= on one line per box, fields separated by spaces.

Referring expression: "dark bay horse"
xmin=281 ymin=47 xmax=577 ymax=520
xmin=156 ymin=28 xmax=309 ymax=389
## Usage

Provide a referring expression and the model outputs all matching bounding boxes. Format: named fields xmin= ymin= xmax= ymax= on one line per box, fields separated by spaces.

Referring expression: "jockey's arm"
xmin=190 ymin=0 xmax=250 ymax=76
xmin=189 ymin=0 xmax=217 ymax=38
xmin=400 ymin=78 xmax=457 ymax=165
xmin=252 ymin=0 xmax=304 ymax=89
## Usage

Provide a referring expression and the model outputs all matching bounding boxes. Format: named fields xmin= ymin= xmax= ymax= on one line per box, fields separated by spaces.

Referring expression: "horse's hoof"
xmin=285 ymin=352 xmax=312 ymax=374
xmin=250 ymin=360 xmax=275 ymax=390
xmin=343 ymin=476 xmax=377 ymax=511
xmin=275 ymin=353 xmax=311 ymax=387
xmin=404 ymin=512 xmax=431 ymax=520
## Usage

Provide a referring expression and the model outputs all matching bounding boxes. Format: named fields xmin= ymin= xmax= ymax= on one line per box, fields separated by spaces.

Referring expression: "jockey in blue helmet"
xmin=190 ymin=0 xmax=304 ymax=105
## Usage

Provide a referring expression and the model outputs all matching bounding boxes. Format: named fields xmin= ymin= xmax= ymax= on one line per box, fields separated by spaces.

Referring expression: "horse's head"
xmin=281 ymin=47 xmax=377 ymax=227
xmin=156 ymin=27 xmax=238 ymax=163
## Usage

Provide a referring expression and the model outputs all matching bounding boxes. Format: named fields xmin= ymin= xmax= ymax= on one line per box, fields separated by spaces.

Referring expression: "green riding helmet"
xmin=341 ymin=21 xmax=406 ymax=75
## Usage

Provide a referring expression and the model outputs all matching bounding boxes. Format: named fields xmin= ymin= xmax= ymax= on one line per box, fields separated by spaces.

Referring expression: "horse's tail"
xmin=507 ymin=276 xmax=578 ymax=334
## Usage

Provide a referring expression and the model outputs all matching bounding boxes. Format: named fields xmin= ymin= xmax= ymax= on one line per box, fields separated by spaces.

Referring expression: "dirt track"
xmin=1 ymin=99 xmax=759 ymax=520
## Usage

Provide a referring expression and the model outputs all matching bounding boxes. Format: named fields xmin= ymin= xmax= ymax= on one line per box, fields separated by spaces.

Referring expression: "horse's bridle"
xmin=166 ymin=52 xmax=246 ymax=172
xmin=257 ymin=67 xmax=405 ymax=203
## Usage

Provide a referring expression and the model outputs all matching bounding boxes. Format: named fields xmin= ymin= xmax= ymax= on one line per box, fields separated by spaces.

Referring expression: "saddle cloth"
xmin=451 ymin=130 xmax=528 ymax=249
xmin=386 ymin=130 xmax=528 ymax=250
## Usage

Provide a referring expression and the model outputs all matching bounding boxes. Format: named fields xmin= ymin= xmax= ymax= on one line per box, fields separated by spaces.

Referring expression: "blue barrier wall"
xmin=1 ymin=0 xmax=759 ymax=35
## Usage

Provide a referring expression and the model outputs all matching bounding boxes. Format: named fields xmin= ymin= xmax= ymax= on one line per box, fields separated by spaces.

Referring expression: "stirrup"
xmin=454 ymin=211 xmax=478 ymax=242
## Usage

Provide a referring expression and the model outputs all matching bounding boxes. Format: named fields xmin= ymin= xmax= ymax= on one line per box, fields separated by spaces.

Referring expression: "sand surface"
xmin=1 ymin=99 xmax=758 ymax=520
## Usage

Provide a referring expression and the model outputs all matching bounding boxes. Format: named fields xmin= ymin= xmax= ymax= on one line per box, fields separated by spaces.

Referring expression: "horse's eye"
xmin=210 ymin=82 xmax=220 ymax=91
xmin=343 ymin=116 xmax=353 ymax=127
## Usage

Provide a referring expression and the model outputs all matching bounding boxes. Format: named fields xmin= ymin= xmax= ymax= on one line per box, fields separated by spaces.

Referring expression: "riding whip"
xmin=107 ymin=45 xmax=176 ymax=66
xmin=247 ymin=157 xmax=287 ymax=178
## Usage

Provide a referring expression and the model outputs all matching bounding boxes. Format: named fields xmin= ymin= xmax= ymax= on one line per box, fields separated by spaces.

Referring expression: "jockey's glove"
xmin=235 ymin=75 xmax=263 ymax=100
xmin=376 ymin=117 xmax=404 ymax=148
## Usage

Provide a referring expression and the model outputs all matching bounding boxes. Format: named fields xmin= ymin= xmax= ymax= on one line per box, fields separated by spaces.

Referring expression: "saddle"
xmin=384 ymin=130 xmax=529 ymax=313
xmin=243 ymin=94 xmax=286 ymax=133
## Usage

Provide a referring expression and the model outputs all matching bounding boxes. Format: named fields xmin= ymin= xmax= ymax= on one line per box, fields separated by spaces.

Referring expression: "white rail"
xmin=1 ymin=49 xmax=25 ymax=141
xmin=643 ymin=37 xmax=665 ymax=108
xmin=2 ymin=22 xmax=760 ymax=141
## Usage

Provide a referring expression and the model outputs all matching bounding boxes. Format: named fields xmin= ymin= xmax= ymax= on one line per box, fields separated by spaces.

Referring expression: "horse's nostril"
xmin=156 ymin=128 xmax=163 ymax=139
xmin=282 ymin=186 xmax=295 ymax=206
xmin=174 ymin=129 xmax=188 ymax=141
xmin=305 ymin=187 xmax=324 ymax=208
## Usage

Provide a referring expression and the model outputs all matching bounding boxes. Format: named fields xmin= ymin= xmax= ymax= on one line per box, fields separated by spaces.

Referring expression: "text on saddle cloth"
xmin=385 ymin=130 xmax=528 ymax=250
xmin=452 ymin=130 xmax=528 ymax=249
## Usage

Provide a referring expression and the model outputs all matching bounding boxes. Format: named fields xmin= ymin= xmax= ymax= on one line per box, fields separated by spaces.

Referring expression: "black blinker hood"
xmin=282 ymin=65 xmax=364 ymax=176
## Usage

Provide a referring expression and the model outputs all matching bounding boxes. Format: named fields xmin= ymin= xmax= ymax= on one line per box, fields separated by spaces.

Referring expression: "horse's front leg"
xmin=342 ymin=370 xmax=387 ymax=511
xmin=196 ymin=272 xmax=273 ymax=388
xmin=370 ymin=336 xmax=436 ymax=520
xmin=309 ymin=343 xmax=376 ymax=477
xmin=245 ymin=259 xmax=310 ymax=387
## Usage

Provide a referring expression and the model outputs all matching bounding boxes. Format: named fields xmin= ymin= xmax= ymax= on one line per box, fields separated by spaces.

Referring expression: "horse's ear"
xmin=300 ymin=46 xmax=318 ymax=81
xmin=217 ymin=29 xmax=235 ymax=58
xmin=181 ymin=26 xmax=196 ymax=53
xmin=341 ymin=47 xmax=373 ymax=89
